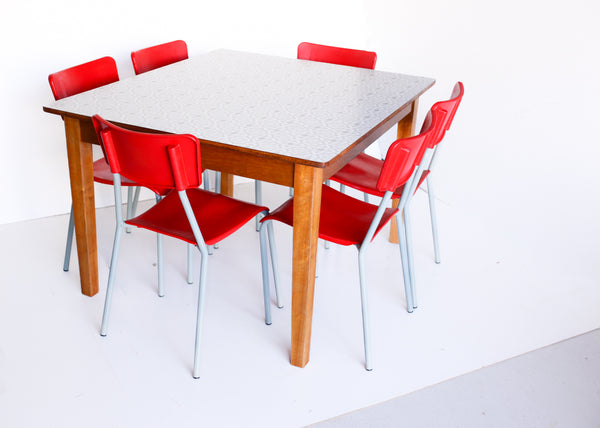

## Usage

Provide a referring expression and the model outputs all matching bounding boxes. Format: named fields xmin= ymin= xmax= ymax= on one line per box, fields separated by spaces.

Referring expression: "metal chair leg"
xmin=396 ymin=212 xmax=414 ymax=312
xmin=187 ymin=244 xmax=194 ymax=284
xmin=157 ymin=233 xmax=164 ymax=297
xmin=255 ymin=180 xmax=263 ymax=231
xmin=426 ymin=176 xmax=441 ymax=264
xmin=100 ymin=222 xmax=124 ymax=336
xmin=192 ymin=246 xmax=209 ymax=379
xmin=131 ymin=186 xmax=141 ymax=217
xmin=126 ymin=188 xmax=134 ymax=233
xmin=215 ymin=172 xmax=221 ymax=194
xmin=357 ymin=251 xmax=373 ymax=371
xmin=259 ymin=221 xmax=273 ymax=325
xmin=203 ymin=170 xmax=210 ymax=191
xmin=63 ymin=206 xmax=75 ymax=271
xmin=265 ymin=221 xmax=283 ymax=308
xmin=404 ymin=206 xmax=417 ymax=310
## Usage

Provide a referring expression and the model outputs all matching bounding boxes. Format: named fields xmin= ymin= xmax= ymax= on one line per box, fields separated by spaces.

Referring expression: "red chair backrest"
xmin=377 ymin=109 xmax=444 ymax=193
xmin=131 ymin=40 xmax=189 ymax=75
xmin=436 ymin=81 xmax=464 ymax=131
xmin=48 ymin=57 xmax=119 ymax=100
xmin=92 ymin=115 xmax=202 ymax=193
xmin=297 ymin=42 xmax=377 ymax=69
xmin=422 ymin=82 xmax=464 ymax=148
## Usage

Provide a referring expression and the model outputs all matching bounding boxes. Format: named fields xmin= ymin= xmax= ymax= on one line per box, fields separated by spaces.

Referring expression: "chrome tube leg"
xmin=404 ymin=206 xmax=417 ymax=309
xmin=396 ymin=212 xmax=414 ymax=312
xmin=258 ymin=222 xmax=272 ymax=325
xmin=426 ymin=177 xmax=441 ymax=264
xmin=255 ymin=180 xmax=263 ymax=231
xmin=157 ymin=233 xmax=164 ymax=297
xmin=192 ymin=247 xmax=209 ymax=379
xmin=187 ymin=244 xmax=194 ymax=284
xmin=131 ymin=186 xmax=141 ymax=217
xmin=266 ymin=221 xmax=283 ymax=308
xmin=358 ymin=251 xmax=373 ymax=371
xmin=215 ymin=172 xmax=221 ymax=194
xmin=203 ymin=170 xmax=210 ymax=191
xmin=126 ymin=187 xmax=134 ymax=233
xmin=321 ymin=183 xmax=330 ymax=249
xmin=63 ymin=206 xmax=75 ymax=272
xmin=100 ymin=223 xmax=124 ymax=336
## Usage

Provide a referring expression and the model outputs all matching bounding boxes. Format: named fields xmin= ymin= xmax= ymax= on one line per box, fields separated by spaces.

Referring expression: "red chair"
xmin=297 ymin=42 xmax=377 ymax=69
xmin=130 ymin=40 xmax=188 ymax=75
xmin=261 ymin=109 xmax=444 ymax=370
xmin=331 ymin=82 xmax=464 ymax=309
xmin=48 ymin=57 xmax=141 ymax=272
xmin=253 ymin=42 xmax=377 ymax=230
xmin=92 ymin=115 xmax=281 ymax=379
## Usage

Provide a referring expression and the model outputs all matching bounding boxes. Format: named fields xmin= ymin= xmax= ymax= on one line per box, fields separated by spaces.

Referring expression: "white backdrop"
xmin=1 ymin=0 xmax=599 ymax=236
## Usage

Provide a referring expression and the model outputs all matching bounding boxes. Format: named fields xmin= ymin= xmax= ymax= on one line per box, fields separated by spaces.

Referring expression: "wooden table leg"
xmin=219 ymin=172 xmax=235 ymax=196
xmin=64 ymin=117 xmax=98 ymax=296
xmin=290 ymin=164 xmax=323 ymax=367
xmin=389 ymin=99 xmax=419 ymax=243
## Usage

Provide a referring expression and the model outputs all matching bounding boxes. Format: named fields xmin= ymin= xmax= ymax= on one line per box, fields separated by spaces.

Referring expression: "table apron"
xmin=201 ymin=144 xmax=296 ymax=187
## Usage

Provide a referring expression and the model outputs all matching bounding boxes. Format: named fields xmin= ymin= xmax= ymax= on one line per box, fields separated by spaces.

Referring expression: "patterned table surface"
xmin=46 ymin=49 xmax=434 ymax=164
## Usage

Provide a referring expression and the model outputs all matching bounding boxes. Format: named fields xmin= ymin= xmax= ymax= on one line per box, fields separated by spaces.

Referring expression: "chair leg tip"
xmin=265 ymin=321 xmax=272 ymax=326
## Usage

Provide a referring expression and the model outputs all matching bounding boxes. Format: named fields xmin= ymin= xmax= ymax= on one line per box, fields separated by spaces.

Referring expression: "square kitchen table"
xmin=43 ymin=49 xmax=434 ymax=367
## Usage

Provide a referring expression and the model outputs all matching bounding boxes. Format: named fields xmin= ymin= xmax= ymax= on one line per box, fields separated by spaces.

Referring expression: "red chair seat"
xmin=92 ymin=159 xmax=136 ymax=186
xmin=262 ymin=185 xmax=398 ymax=246
xmin=333 ymin=153 xmax=430 ymax=199
xmin=128 ymin=189 xmax=268 ymax=246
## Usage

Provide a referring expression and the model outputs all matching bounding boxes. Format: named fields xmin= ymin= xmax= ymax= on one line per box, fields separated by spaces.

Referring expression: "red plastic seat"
xmin=332 ymin=83 xmax=464 ymax=271
xmin=92 ymin=115 xmax=280 ymax=379
xmin=297 ymin=42 xmax=377 ymax=69
xmin=261 ymin=109 xmax=444 ymax=370
xmin=48 ymin=57 xmax=140 ymax=272
xmin=131 ymin=40 xmax=188 ymax=75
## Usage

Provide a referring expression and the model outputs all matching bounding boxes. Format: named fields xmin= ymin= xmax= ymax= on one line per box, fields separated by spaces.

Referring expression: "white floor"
xmin=313 ymin=328 xmax=600 ymax=427
xmin=1 ymin=181 xmax=599 ymax=428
